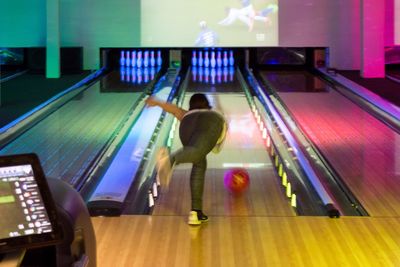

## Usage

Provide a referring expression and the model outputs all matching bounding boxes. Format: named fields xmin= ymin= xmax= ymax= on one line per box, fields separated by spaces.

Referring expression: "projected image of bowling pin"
xmin=229 ymin=66 xmax=234 ymax=81
xmin=137 ymin=51 xmax=143 ymax=68
xmin=120 ymin=50 xmax=126 ymax=66
xmin=198 ymin=66 xmax=203 ymax=82
xmin=120 ymin=66 xmax=126 ymax=81
xmin=126 ymin=67 xmax=131 ymax=82
xmin=150 ymin=67 xmax=155 ymax=80
xmin=192 ymin=66 xmax=198 ymax=81
xmin=144 ymin=67 xmax=149 ymax=83
xmin=204 ymin=51 xmax=210 ymax=68
xmin=131 ymin=68 xmax=137 ymax=83
xmin=211 ymin=68 xmax=216 ymax=84
xmin=150 ymin=51 xmax=155 ymax=67
xmin=204 ymin=67 xmax=209 ymax=83
xmin=217 ymin=67 xmax=222 ymax=83
xmin=137 ymin=68 xmax=142 ymax=84
xmin=223 ymin=67 xmax=228 ymax=82
xmin=192 ymin=50 xmax=197 ymax=66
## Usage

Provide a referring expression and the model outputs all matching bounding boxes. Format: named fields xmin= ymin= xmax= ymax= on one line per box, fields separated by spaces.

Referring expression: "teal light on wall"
xmin=1 ymin=0 xmax=141 ymax=70
xmin=0 ymin=1 xmax=46 ymax=47
xmin=46 ymin=0 xmax=60 ymax=78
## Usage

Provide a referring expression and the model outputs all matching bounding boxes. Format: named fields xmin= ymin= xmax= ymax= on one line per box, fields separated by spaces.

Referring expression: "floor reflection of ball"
xmin=223 ymin=168 xmax=250 ymax=195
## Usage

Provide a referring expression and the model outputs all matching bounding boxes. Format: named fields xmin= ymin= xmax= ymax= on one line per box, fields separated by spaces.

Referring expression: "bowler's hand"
xmin=145 ymin=96 xmax=159 ymax=107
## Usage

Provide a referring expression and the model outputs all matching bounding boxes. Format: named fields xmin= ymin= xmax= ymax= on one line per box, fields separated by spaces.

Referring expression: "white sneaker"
xmin=188 ymin=211 xmax=201 ymax=226
xmin=188 ymin=211 xmax=209 ymax=225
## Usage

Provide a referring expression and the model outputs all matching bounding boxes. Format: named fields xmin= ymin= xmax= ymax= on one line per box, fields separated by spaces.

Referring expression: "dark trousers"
xmin=171 ymin=110 xmax=224 ymax=210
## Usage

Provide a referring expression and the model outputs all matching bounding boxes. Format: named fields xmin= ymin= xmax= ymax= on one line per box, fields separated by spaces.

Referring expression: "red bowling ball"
xmin=223 ymin=168 xmax=250 ymax=195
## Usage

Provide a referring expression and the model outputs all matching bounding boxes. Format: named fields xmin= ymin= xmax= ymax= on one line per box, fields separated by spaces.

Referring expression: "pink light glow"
xmin=278 ymin=89 xmax=400 ymax=216
xmin=385 ymin=0 xmax=394 ymax=46
xmin=226 ymin=113 xmax=259 ymax=148
xmin=396 ymin=0 xmax=400 ymax=44
xmin=361 ymin=0 xmax=385 ymax=77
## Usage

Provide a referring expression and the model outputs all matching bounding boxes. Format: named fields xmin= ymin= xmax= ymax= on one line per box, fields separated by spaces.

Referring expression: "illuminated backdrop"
xmin=141 ymin=0 xmax=279 ymax=47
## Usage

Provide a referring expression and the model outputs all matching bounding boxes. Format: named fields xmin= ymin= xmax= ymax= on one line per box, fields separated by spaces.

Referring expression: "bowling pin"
xmin=131 ymin=51 xmax=137 ymax=67
xmin=229 ymin=50 xmax=234 ymax=66
xmin=137 ymin=51 xmax=143 ymax=68
xmin=216 ymin=51 xmax=222 ymax=67
xmin=120 ymin=50 xmax=126 ymax=66
xmin=192 ymin=50 xmax=197 ymax=66
xmin=150 ymin=51 xmax=155 ymax=67
xmin=210 ymin=51 xmax=216 ymax=68
xmin=144 ymin=51 xmax=149 ymax=68
xmin=198 ymin=51 xmax=203 ymax=67
xmin=156 ymin=50 xmax=162 ymax=66
xmin=204 ymin=51 xmax=210 ymax=68
xmin=223 ymin=51 xmax=228 ymax=67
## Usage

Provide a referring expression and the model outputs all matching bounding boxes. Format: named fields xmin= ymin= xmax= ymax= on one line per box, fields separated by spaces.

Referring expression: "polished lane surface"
xmin=261 ymin=70 xmax=400 ymax=216
xmin=0 ymin=71 xmax=150 ymax=188
xmin=153 ymin=68 xmax=295 ymax=218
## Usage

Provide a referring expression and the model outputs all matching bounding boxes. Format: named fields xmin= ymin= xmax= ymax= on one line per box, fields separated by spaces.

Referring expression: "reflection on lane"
xmin=261 ymin=70 xmax=400 ymax=216
xmin=264 ymin=71 xmax=329 ymax=93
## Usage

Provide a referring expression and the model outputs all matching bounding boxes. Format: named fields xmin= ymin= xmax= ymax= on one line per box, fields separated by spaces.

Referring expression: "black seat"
xmin=47 ymin=178 xmax=96 ymax=267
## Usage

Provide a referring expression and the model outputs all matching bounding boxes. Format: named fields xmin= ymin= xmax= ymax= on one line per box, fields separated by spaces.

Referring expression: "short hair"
xmin=189 ymin=93 xmax=211 ymax=110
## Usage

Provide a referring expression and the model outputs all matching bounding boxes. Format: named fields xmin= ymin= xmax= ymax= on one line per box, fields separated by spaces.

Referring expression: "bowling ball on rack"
xmin=223 ymin=168 xmax=250 ymax=195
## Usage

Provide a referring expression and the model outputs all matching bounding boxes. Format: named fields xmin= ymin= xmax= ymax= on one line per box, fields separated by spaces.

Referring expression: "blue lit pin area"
xmin=119 ymin=49 xmax=162 ymax=84
xmin=191 ymin=49 xmax=235 ymax=84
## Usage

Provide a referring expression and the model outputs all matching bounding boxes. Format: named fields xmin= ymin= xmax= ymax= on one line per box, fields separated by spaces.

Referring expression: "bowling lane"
xmin=0 ymin=70 xmax=154 ymax=188
xmin=260 ymin=70 xmax=400 ymax=217
xmin=387 ymin=68 xmax=400 ymax=83
xmin=0 ymin=71 xmax=91 ymax=128
xmin=153 ymin=69 xmax=295 ymax=217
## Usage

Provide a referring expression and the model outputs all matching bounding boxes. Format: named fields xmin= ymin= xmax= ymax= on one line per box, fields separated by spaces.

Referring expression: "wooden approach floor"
xmin=92 ymin=215 xmax=400 ymax=267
